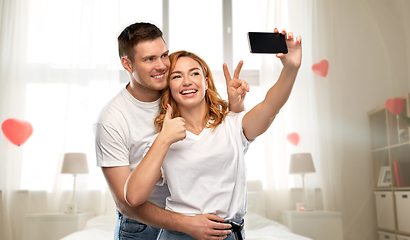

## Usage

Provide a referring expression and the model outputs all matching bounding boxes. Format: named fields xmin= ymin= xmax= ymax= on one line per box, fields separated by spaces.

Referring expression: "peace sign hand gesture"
xmin=223 ymin=61 xmax=250 ymax=113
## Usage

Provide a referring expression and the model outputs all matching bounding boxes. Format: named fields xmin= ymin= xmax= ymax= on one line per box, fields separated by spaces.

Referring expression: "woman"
xmin=124 ymin=28 xmax=302 ymax=240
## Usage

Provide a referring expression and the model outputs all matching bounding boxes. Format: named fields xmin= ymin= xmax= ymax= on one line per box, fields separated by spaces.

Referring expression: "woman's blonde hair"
xmin=154 ymin=50 xmax=229 ymax=132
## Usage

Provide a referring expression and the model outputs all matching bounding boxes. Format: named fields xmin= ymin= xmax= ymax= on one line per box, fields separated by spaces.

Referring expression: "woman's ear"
xmin=121 ymin=57 xmax=133 ymax=74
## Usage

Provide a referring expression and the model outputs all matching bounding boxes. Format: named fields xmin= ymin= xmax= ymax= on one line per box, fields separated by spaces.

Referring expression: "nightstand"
xmin=278 ymin=210 xmax=343 ymax=240
xmin=22 ymin=212 xmax=94 ymax=240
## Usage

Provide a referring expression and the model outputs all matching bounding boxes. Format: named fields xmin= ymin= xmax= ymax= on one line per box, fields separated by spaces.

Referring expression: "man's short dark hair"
xmin=118 ymin=22 xmax=163 ymax=62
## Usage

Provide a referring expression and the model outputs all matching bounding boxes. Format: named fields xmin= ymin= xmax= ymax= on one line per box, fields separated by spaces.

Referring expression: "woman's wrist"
xmin=156 ymin=131 xmax=174 ymax=148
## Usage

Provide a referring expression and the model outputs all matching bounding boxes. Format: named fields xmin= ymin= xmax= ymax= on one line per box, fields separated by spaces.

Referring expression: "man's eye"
xmin=146 ymin=58 xmax=153 ymax=62
xmin=162 ymin=54 xmax=168 ymax=58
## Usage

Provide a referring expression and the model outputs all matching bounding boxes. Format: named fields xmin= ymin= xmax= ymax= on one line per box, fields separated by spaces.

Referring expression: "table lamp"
xmin=61 ymin=153 xmax=89 ymax=214
xmin=289 ymin=153 xmax=316 ymax=211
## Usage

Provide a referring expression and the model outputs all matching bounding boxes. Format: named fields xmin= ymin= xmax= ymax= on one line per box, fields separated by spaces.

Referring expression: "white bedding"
xmin=61 ymin=181 xmax=312 ymax=240
xmin=244 ymin=212 xmax=311 ymax=240
xmin=60 ymin=215 xmax=116 ymax=240
xmin=61 ymin=213 xmax=311 ymax=240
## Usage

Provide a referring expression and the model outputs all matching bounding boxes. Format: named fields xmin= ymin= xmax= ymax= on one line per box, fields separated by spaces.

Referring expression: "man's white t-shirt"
xmin=146 ymin=111 xmax=252 ymax=220
xmin=94 ymin=87 xmax=170 ymax=208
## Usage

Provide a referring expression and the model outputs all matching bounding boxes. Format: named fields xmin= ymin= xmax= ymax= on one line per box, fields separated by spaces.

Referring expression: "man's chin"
xmin=153 ymin=83 xmax=168 ymax=92
xmin=157 ymin=81 xmax=168 ymax=91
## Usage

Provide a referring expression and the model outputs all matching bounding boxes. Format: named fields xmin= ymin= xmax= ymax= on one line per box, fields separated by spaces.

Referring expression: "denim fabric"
xmin=156 ymin=218 xmax=245 ymax=240
xmin=114 ymin=210 xmax=160 ymax=240
xmin=157 ymin=229 xmax=195 ymax=240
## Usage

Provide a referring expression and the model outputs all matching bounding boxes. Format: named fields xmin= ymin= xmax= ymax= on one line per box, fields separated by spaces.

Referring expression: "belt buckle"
xmin=229 ymin=221 xmax=242 ymax=231
xmin=227 ymin=220 xmax=243 ymax=240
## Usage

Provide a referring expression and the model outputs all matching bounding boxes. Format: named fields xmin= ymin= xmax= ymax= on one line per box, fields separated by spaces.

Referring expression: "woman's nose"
xmin=181 ymin=76 xmax=192 ymax=86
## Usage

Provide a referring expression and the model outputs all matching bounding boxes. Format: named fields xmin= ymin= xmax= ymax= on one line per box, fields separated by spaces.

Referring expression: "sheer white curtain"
xmin=1 ymin=1 xmax=332 ymax=239
xmin=4 ymin=1 xmax=407 ymax=240
xmin=0 ymin=1 xmax=163 ymax=239
xmin=237 ymin=0 xmax=340 ymax=220
xmin=242 ymin=2 xmax=410 ymax=240
xmin=1 ymin=0 xmax=336 ymax=239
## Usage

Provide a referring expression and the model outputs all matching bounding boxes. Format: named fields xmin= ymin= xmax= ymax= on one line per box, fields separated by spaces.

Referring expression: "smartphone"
xmin=247 ymin=32 xmax=288 ymax=54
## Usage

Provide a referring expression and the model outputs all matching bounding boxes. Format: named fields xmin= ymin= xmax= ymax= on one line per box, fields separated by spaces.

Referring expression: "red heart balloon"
xmin=287 ymin=132 xmax=300 ymax=146
xmin=385 ymin=98 xmax=404 ymax=115
xmin=1 ymin=118 xmax=33 ymax=146
xmin=312 ymin=60 xmax=329 ymax=77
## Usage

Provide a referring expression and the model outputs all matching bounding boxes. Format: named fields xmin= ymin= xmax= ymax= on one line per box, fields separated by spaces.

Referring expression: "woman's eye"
xmin=172 ymin=75 xmax=181 ymax=79
xmin=192 ymin=72 xmax=200 ymax=76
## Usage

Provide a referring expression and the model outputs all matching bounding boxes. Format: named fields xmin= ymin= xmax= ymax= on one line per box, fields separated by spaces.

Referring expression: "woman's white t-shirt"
xmin=145 ymin=111 xmax=252 ymax=220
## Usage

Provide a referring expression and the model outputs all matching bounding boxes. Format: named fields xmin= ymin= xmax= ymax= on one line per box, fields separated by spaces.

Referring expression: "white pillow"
xmin=246 ymin=180 xmax=266 ymax=217
xmin=84 ymin=215 xmax=117 ymax=231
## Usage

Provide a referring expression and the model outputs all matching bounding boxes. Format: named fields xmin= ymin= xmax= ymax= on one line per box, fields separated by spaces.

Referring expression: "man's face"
xmin=125 ymin=37 xmax=170 ymax=93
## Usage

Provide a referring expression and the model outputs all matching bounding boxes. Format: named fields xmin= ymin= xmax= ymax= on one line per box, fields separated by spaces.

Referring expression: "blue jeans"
xmin=156 ymin=218 xmax=245 ymax=240
xmin=114 ymin=210 xmax=160 ymax=240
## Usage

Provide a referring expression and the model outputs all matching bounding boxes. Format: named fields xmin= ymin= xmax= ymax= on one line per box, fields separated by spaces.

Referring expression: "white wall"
xmin=317 ymin=1 xmax=409 ymax=240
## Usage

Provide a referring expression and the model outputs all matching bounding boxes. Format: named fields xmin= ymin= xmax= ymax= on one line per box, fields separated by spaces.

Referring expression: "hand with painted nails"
xmin=223 ymin=61 xmax=250 ymax=113
xmin=160 ymin=104 xmax=186 ymax=145
xmin=274 ymin=28 xmax=302 ymax=70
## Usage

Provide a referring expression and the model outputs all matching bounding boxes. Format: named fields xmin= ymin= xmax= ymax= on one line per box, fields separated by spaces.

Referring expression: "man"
xmin=94 ymin=22 xmax=248 ymax=240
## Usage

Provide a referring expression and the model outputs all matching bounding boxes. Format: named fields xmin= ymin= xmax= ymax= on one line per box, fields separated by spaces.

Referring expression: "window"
xmin=232 ymin=0 xmax=266 ymax=71
xmin=19 ymin=0 xmax=273 ymax=190
xmin=168 ymin=0 xmax=223 ymax=71
xmin=27 ymin=0 xmax=163 ymax=68
xmin=21 ymin=0 xmax=163 ymax=191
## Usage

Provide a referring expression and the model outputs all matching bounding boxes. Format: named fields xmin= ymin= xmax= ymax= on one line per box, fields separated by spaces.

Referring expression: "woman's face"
xmin=169 ymin=56 xmax=208 ymax=109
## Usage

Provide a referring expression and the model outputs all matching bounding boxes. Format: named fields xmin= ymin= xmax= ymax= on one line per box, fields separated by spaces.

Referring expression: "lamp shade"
xmin=61 ymin=153 xmax=89 ymax=174
xmin=289 ymin=153 xmax=315 ymax=174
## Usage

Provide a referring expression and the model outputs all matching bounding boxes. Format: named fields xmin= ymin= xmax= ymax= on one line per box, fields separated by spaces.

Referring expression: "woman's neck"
xmin=179 ymin=103 xmax=209 ymax=135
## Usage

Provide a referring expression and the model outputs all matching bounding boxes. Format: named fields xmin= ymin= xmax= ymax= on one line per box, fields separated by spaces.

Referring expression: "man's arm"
xmin=102 ymin=165 xmax=232 ymax=240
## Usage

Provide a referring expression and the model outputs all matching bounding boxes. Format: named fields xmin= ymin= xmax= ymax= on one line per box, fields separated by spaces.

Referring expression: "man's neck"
xmin=126 ymin=83 xmax=162 ymax=102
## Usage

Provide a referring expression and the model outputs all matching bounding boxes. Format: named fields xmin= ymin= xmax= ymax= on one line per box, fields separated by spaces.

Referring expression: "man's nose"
xmin=155 ymin=58 xmax=167 ymax=70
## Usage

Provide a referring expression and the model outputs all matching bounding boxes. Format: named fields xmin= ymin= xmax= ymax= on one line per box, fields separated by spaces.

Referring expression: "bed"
xmin=61 ymin=180 xmax=312 ymax=240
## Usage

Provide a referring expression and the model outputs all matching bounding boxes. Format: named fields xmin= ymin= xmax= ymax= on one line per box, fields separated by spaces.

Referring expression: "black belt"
xmin=223 ymin=219 xmax=244 ymax=240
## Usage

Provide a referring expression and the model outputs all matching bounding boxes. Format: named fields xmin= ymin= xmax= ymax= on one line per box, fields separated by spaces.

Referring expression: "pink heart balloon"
xmin=312 ymin=60 xmax=329 ymax=77
xmin=1 ymin=118 xmax=33 ymax=146
xmin=287 ymin=132 xmax=300 ymax=146
xmin=385 ymin=98 xmax=404 ymax=115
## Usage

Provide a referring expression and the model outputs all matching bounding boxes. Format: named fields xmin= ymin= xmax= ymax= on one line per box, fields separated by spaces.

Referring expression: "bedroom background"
xmin=1 ymin=0 xmax=409 ymax=240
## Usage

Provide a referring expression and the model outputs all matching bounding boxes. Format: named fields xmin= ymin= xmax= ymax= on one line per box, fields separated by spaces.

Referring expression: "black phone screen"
xmin=247 ymin=32 xmax=288 ymax=54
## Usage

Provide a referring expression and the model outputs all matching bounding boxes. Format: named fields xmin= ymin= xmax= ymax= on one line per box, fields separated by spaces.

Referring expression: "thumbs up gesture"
xmin=159 ymin=104 xmax=187 ymax=145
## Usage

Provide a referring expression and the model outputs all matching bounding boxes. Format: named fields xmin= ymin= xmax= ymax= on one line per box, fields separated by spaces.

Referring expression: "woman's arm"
xmin=242 ymin=29 xmax=302 ymax=140
xmin=103 ymin=166 xmax=232 ymax=239
xmin=124 ymin=105 xmax=186 ymax=207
